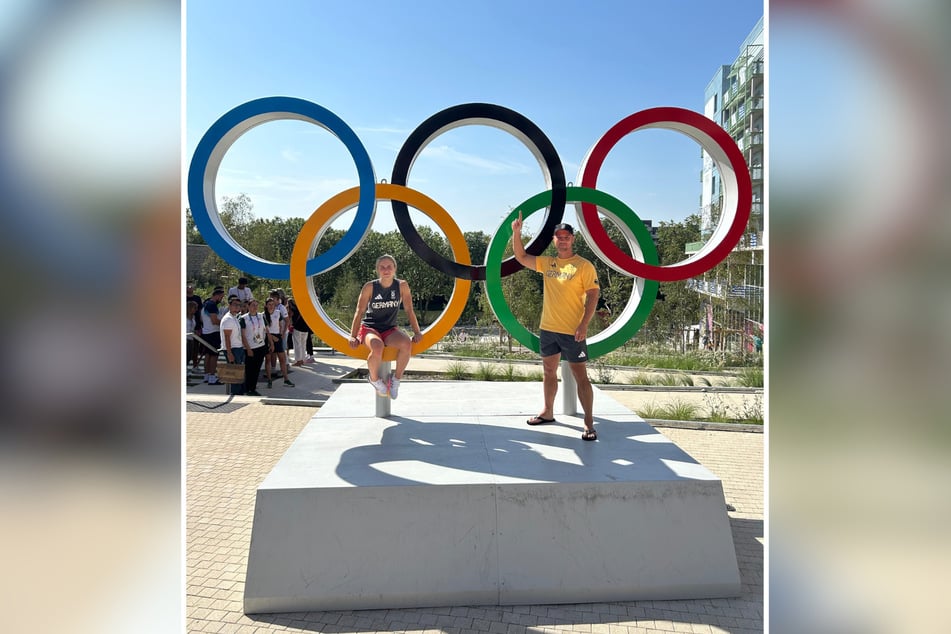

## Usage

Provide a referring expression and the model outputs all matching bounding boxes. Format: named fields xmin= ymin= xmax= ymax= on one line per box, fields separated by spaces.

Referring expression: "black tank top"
xmin=361 ymin=279 xmax=402 ymax=330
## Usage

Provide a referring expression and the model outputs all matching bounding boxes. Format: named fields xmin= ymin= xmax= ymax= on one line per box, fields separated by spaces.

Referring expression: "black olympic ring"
xmin=390 ymin=102 xmax=567 ymax=281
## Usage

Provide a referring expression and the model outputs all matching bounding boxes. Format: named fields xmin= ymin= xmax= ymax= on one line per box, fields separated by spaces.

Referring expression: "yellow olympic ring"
xmin=289 ymin=183 xmax=472 ymax=361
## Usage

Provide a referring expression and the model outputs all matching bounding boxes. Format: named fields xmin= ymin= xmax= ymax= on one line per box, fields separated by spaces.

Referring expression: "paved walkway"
xmin=186 ymin=355 xmax=763 ymax=633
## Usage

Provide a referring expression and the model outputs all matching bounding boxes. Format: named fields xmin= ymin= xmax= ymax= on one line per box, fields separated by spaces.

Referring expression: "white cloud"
xmin=419 ymin=144 xmax=530 ymax=174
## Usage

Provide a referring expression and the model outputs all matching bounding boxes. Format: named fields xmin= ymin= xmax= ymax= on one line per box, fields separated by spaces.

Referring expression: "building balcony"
xmin=686 ymin=278 xmax=763 ymax=302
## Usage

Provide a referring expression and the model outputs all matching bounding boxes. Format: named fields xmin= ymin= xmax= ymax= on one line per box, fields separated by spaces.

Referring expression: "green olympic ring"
xmin=484 ymin=186 xmax=659 ymax=360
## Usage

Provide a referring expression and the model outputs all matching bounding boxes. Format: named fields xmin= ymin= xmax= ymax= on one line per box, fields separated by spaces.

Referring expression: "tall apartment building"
xmin=688 ymin=16 xmax=764 ymax=352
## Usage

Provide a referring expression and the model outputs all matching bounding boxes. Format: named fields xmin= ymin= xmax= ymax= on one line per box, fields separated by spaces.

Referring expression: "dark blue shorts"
xmin=539 ymin=329 xmax=589 ymax=363
xmin=202 ymin=331 xmax=221 ymax=350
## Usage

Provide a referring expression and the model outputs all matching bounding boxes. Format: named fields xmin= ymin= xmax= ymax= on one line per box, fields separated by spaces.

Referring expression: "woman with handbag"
xmin=219 ymin=296 xmax=246 ymax=395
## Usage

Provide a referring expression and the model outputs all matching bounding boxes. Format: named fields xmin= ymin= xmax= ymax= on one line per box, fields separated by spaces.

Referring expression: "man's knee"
xmin=570 ymin=363 xmax=591 ymax=383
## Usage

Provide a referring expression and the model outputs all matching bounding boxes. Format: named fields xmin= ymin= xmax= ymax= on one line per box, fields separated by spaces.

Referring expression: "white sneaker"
xmin=368 ymin=376 xmax=388 ymax=397
xmin=388 ymin=377 xmax=400 ymax=400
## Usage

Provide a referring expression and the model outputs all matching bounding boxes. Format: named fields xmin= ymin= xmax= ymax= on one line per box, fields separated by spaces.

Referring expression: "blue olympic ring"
xmin=187 ymin=96 xmax=376 ymax=279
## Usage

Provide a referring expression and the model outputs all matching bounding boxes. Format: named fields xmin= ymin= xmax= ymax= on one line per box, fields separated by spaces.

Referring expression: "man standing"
xmin=510 ymin=215 xmax=600 ymax=441
xmin=200 ymin=287 xmax=225 ymax=384
xmin=229 ymin=277 xmax=253 ymax=305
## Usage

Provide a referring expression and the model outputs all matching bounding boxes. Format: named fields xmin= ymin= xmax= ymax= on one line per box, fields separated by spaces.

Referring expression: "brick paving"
xmin=186 ymin=396 xmax=763 ymax=634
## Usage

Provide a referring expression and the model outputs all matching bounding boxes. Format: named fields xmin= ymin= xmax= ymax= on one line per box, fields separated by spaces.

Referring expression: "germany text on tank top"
xmin=362 ymin=279 xmax=402 ymax=330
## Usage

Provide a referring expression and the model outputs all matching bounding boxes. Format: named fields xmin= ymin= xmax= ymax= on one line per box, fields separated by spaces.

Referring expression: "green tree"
xmin=644 ymin=214 xmax=703 ymax=350
xmin=463 ymin=231 xmax=491 ymax=268
xmin=462 ymin=231 xmax=491 ymax=323
xmin=185 ymin=208 xmax=204 ymax=244
xmin=385 ymin=227 xmax=456 ymax=325
xmin=218 ymin=193 xmax=255 ymax=249
xmin=477 ymin=231 xmax=543 ymax=338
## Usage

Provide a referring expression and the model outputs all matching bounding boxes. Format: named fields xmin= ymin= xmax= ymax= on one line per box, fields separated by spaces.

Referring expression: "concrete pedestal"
xmin=244 ymin=382 xmax=740 ymax=613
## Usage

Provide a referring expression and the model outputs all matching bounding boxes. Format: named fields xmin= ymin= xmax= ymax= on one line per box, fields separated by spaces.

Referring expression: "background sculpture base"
xmin=244 ymin=382 xmax=740 ymax=614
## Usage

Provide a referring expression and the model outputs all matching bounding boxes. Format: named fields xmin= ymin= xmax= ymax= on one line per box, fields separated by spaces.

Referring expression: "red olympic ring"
xmin=578 ymin=107 xmax=752 ymax=282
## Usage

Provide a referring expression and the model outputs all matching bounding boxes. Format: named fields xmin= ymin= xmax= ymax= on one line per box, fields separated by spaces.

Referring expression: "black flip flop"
xmin=526 ymin=416 xmax=556 ymax=426
xmin=582 ymin=428 xmax=598 ymax=441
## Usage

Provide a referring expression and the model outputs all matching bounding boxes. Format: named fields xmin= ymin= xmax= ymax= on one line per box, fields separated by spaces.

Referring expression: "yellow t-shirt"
xmin=534 ymin=255 xmax=600 ymax=335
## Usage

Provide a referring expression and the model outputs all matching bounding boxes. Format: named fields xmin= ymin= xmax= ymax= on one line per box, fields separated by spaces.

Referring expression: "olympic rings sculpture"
xmin=188 ymin=97 xmax=751 ymax=361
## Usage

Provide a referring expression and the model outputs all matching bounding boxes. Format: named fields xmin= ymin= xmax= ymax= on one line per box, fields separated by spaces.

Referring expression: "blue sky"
xmin=186 ymin=0 xmax=763 ymax=237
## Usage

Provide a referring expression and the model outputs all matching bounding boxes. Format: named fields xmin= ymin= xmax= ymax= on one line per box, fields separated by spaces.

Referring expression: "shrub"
xmin=737 ymin=393 xmax=764 ymax=424
xmin=474 ymin=362 xmax=501 ymax=381
xmin=444 ymin=361 xmax=470 ymax=380
xmin=703 ymin=392 xmax=733 ymax=423
xmin=499 ymin=364 xmax=520 ymax=381
xmin=628 ymin=373 xmax=655 ymax=385
xmin=656 ymin=373 xmax=681 ymax=386
xmin=663 ymin=399 xmax=700 ymax=421
xmin=738 ymin=367 xmax=763 ymax=387
xmin=636 ymin=401 xmax=664 ymax=419
xmin=592 ymin=359 xmax=615 ymax=384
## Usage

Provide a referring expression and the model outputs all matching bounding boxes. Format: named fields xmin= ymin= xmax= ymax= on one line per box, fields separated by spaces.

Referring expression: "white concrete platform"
xmin=244 ymin=382 xmax=741 ymax=613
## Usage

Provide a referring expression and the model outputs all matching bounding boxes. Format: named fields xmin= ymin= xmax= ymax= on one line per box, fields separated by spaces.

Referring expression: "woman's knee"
xmin=367 ymin=339 xmax=385 ymax=356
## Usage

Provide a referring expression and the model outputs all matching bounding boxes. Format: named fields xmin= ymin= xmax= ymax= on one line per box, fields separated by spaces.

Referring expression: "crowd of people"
xmin=186 ymin=278 xmax=316 ymax=395
xmin=187 ymin=235 xmax=602 ymax=442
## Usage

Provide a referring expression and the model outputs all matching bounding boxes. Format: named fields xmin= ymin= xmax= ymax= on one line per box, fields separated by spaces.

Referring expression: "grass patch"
xmin=439 ymin=343 xmax=763 ymax=371
xmin=737 ymin=367 xmax=763 ymax=387
xmin=636 ymin=401 xmax=665 ymax=419
xmin=499 ymin=364 xmax=520 ymax=381
xmin=635 ymin=394 xmax=763 ymax=424
xmin=444 ymin=361 xmax=470 ymax=380
xmin=655 ymin=373 xmax=681 ymax=386
xmin=664 ymin=399 xmax=701 ymax=420
xmin=736 ymin=393 xmax=764 ymax=423
xmin=628 ymin=373 xmax=655 ymax=385
xmin=703 ymin=392 xmax=733 ymax=423
xmin=474 ymin=362 xmax=501 ymax=381
xmin=636 ymin=399 xmax=700 ymax=421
